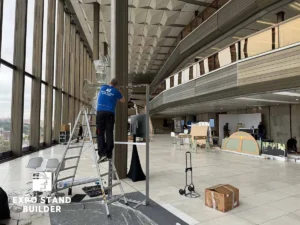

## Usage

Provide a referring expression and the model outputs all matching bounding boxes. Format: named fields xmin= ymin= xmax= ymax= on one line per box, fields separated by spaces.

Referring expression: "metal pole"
xmin=146 ymin=84 xmax=150 ymax=205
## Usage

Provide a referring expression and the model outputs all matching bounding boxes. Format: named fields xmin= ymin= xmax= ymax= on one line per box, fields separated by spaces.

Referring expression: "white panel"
xmin=239 ymin=113 xmax=262 ymax=129
xmin=204 ymin=58 xmax=209 ymax=73
xmin=219 ymin=113 xmax=262 ymax=144
xmin=195 ymin=62 xmax=200 ymax=78
xmin=174 ymin=73 xmax=178 ymax=86
xmin=193 ymin=64 xmax=197 ymax=79
xmin=166 ymin=78 xmax=170 ymax=89
xmin=218 ymin=48 xmax=232 ymax=68
xmin=182 ymin=68 xmax=189 ymax=83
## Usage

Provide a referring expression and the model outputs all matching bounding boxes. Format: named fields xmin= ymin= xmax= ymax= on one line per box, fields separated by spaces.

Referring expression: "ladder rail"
xmin=111 ymin=161 xmax=128 ymax=205
xmin=83 ymin=110 xmax=110 ymax=217
xmin=52 ymin=108 xmax=83 ymax=193
xmin=68 ymin=124 xmax=89 ymax=189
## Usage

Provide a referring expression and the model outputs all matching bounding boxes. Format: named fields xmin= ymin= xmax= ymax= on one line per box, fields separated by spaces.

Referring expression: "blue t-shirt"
xmin=97 ymin=85 xmax=122 ymax=114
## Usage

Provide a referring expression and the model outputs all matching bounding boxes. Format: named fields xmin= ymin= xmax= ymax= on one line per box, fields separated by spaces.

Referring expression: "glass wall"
xmin=0 ymin=66 xmax=13 ymax=154
xmin=241 ymin=29 xmax=273 ymax=59
xmin=42 ymin=0 xmax=49 ymax=81
xmin=0 ymin=0 xmax=92 ymax=159
xmin=40 ymin=84 xmax=45 ymax=143
xmin=25 ymin=0 xmax=35 ymax=74
xmin=23 ymin=76 xmax=32 ymax=147
xmin=1 ymin=0 xmax=16 ymax=63
xmin=279 ymin=17 xmax=300 ymax=47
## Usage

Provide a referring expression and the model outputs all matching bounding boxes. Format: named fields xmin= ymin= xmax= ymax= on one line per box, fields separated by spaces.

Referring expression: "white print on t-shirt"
xmin=101 ymin=88 xmax=115 ymax=97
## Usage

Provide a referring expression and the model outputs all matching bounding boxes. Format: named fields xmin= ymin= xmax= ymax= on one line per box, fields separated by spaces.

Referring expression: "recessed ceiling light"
xmin=256 ymin=20 xmax=276 ymax=26
xmin=273 ymin=92 xmax=300 ymax=97
xmin=211 ymin=47 xmax=220 ymax=51
xmin=296 ymin=99 xmax=299 ymax=101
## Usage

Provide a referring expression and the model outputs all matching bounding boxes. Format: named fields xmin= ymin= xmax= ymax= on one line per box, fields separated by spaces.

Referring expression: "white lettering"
xmin=47 ymin=197 xmax=52 ymax=203
xmin=31 ymin=197 xmax=37 ymax=204
xmin=65 ymin=197 xmax=71 ymax=204
xmin=18 ymin=197 xmax=24 ymax=204
xmin=24 ymin=197 xmax=30 ymax=203
xmin=12 ymin=197 xmax=18 ymax=204
xmin=56 ymin=206 xmax=61 ymax=212
xmin=44 ymin=206 xmax=49 ymax=212
xmin=23 ymin=206 xmax=28 ymax=212
xmin=40 ymin=197 xmax=45 ymax=204
xmin=52 ymin=197 xmax=58 ymax=204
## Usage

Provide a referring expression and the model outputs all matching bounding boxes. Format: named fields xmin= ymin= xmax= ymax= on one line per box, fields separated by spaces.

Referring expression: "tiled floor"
xmin=1 ymin=134 xmax=300 ymax=225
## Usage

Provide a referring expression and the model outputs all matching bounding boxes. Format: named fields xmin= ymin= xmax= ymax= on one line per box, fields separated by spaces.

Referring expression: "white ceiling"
xmin=71 ymin=0 xmax=213 ymax=74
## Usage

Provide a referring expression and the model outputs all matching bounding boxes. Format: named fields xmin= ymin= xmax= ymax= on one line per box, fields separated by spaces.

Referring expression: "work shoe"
xmin=97 ymin=156 xmax=107 ymax=163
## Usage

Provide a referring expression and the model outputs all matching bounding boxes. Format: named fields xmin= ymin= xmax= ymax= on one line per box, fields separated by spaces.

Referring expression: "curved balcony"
xmin=150 ymin=16 xmax=300 ymax=113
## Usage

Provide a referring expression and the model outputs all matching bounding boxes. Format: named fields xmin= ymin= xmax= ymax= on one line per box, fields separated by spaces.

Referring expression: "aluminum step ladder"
xmin=51 ymin=107 xmax=128 ymax=218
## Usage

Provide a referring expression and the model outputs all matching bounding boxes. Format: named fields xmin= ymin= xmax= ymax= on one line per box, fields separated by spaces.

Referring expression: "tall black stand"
xmin=127 ymin=135 xmax=146 ymax=182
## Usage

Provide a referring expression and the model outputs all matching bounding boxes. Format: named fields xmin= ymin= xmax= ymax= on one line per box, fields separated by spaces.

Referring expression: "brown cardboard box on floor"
xmin=60 ymin=124 xmax=70 ymax=132
xmin=205 ymin=184 xmax=239 ymax=212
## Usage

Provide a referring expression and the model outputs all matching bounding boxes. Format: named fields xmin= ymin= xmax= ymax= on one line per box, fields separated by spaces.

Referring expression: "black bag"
xmin=0 ymin=187 xmax=10 ymax=219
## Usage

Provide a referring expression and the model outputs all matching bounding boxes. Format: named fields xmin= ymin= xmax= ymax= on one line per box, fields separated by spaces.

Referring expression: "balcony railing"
xmin=151 ymin=15 xmax=300 ymax=98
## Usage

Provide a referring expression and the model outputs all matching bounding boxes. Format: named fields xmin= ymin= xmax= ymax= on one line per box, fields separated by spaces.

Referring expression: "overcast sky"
xmin=0 ymin=0 xmax=50 ymax=120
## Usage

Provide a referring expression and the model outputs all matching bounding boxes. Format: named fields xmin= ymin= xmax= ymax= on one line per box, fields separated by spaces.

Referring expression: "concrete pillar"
xmin=69 ymin=23 xmax=76 ymax=124
xmin=79 ymin=40 xmax=84 ymax=107
xmin=75 ymin=32 xmax=80 ymax=116
xmin=62 ymin=14 xmax=71 ymax=125
xmin=111 ymin=0 xmax=128 ymax=178
xmin=54 ymin=0 xmax=64 ymax=142
xmin=93 ymin=2 xmax=100 ymax=61
xmin=30 ymin=0 xmax=44 ymax=151
xmin=44 ymin=0 xmax=57 ymax=145
xmin=87 ymin=56 xmax=91 ymax=81
xmin=11 ymin=0 xmax=28 ymax=156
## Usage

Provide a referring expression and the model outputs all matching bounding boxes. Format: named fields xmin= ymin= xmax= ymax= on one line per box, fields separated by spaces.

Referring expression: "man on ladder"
xmin=96 ymin=78 xmax=126 ymax=163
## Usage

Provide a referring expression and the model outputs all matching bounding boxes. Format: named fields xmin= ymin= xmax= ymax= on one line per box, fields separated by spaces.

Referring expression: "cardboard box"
xmin=60 ymin=124 xmax=70 ymax=132
xmin=205 ymin=184 xmax=239 ymax=212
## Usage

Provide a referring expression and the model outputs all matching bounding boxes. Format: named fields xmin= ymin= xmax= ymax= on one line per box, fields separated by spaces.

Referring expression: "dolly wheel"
xmin=107 ymin=214 xmax=112 ymax=219
xmin=179 ymin=189 xmax=185 ymax=195
xmin=188 ymin=185 xmax=194 ymax=192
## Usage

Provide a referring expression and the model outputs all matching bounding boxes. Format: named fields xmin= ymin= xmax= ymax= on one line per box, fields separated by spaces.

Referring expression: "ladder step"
xmin=61 ymin=166 xmax=77 ymax=171
xmin=82 ymin=125 xmax=96 ymax=127
xmin=86 ymin=114 xmax=96 ymax=116
xmin=104 ymin=182 xmax=121 ymax=191
xmin=101 ymin=170 xmax=116 ymax=177
xmin=107 ymin=195 xmax=125 ymax=205
xmin=98 ymin=159 xmax=112 ymax=164
xmin=56 ymin=176 xmax=75 ymax=183
xmin=68 ymin=146 xmax=82 ymax=149
xmin=64 ymin=156 xmax=80 ymax=160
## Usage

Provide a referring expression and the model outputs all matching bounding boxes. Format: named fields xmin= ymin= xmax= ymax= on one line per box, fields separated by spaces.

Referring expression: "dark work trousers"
xmin=96 ymin=111 xmax=115 ymax=158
